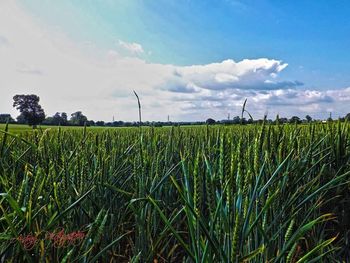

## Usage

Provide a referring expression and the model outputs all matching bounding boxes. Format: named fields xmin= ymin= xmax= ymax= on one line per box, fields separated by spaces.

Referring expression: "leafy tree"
xmin=61 ymin=112 xmax=68 ymax=126
xmin=52 ymin=112 xmax=62 ymax=125
xmin=305 ymin=115 xmax=312 ymax=123
xmin=205 ymin=118 xmax=216 ymax=125
xmin=0 ymin=114 xmax=14 ymax=123
xmin=43 ymin=112 xmax=69 ymax=126
xmin=345 ymin=113 xmax=350 ymax=121
xmin=113 ymin=121 xmax=124 ymax=127
xmin=16 ymin=113 xmax=27 ymax=124
xmin=70 ymin=111 xmax=88 ymax=126
xmin=240 ymin=117 xmax=248 ymax=124
xmin=86 ymin=120 xmax=95 ymax=126
xmin=289 ymin=116 xmax=301 ymax=124
xmin=279 ymin=117 xmax=288 ymax=124
xmin=246 ymin=118 xmax=253 ymax=124
xmin=95 ymin=121 xmax=105 ymax=126
xmin=13 ymin=94 xmax=45 ymax=127
xmin=232 ymin=116 xmax=241 ymax=124
xmin=42 ymin=117 xmax=54 ymax=125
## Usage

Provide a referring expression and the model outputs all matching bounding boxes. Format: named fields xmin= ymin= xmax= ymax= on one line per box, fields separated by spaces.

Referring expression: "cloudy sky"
xmin=1 ymin=0 xmax=350 ymax=122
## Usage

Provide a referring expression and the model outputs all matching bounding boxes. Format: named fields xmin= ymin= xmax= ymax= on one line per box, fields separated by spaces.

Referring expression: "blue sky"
xmin=19 ymin=0 xmax=350 ymax=88
xmin=1 ymin=0 xmax=350 ymax=121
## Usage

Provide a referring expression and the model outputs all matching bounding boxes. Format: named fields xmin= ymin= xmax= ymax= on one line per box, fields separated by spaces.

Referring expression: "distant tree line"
xmin=2 ymin=94 xmax=350 ymax=128
xmin=41 ymin=111 xmax=93 ymax=126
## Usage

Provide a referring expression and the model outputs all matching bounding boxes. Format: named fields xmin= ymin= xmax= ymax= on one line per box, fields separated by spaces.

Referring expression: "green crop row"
xmin=0 ymin=122 xmax=350 ymax=262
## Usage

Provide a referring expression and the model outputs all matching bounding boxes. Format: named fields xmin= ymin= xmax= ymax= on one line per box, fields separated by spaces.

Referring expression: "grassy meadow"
xmin=0 ymin=124 xmax=111 ymax=134
xmin=1 ymin=122 xmax=350 ymax=262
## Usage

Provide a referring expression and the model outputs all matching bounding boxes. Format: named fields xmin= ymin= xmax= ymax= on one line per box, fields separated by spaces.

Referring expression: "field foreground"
xmin=0 ymin=123 xmax=350 ymax=262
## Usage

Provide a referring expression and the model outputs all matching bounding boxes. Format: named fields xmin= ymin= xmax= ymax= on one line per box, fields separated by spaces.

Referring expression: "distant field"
xmin=0 ymin=123 xmax=205 ymax=134
xmin=0 ymin=123 xmax=112 ymax=134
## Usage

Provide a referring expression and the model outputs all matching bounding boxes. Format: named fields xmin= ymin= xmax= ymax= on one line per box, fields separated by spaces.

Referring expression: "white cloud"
xmin=162 ymin=58 xmax=297 ymax=92
xmin=171 ymin=87 xmax=350 ymax=120
xmin=0 ymin=0 xmax=349 ymax=122
xmin=118 ymin=40 xmax=144 ymax=55
xmin=0 ymin=35 xmax=9 ymax=46
xmin=0 ymin=1 xmax=174 ymax=121
xmin=16 ymin=63 xmax=44 ymax=75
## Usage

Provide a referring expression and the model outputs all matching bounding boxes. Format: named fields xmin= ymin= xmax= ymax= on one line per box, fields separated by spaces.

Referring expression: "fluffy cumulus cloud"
xmin=118 ymin=40 xmax=144 ymax=55
xmin=171 ymin=87 xmax=350 ymax=120
xmin=0 ymin=0 xmax=349 ymax=121
xmin=162 ymin=59 xmax=302 ymax=92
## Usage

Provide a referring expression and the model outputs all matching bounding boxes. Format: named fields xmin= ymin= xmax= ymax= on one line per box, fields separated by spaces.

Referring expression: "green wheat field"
xmin=1 ymin=122 xmax=350 ymax=262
